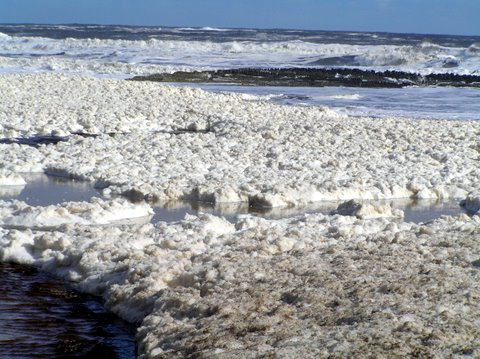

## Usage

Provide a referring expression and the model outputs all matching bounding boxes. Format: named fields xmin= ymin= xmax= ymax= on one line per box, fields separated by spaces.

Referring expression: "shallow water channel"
xmin=0 ymin=262 xmax=136 ymax=358
xmin=0 ymin=173 xmax=468 ymax=357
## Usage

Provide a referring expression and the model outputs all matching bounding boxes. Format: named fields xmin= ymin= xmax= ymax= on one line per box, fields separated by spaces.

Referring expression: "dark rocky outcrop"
xmin=130 ymin=68 xmax=480 ymax=88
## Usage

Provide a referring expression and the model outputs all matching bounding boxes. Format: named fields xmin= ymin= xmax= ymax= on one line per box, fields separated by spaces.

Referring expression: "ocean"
xmin=1 ymin=23 xmax=479 ymax=119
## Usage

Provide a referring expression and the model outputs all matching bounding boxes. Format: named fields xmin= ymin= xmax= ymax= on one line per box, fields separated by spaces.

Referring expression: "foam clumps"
xmin=1 ymin=211 xmax=480 ymax=357
xmin=1 ymin=73 xmax=480 ymax=357
xmin=0 ymin=170 xmax=26 ymax=186
xmin=0 ymin=198 xmax=153 ymax=230
xmin=331 ymin=199 xmax=404 ymax=219
xmin=1 ymin=74 xmax=479 ymax=208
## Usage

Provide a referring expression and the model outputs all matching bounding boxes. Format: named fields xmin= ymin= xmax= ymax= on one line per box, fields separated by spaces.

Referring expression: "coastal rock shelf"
xmin=1 ymin=74 xmax=479 ymax=208
xmin=130 ymin=68 xmax=480 ymax=88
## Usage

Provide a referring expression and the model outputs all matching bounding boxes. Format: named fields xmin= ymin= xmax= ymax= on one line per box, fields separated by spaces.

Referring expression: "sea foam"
xmin=1 ymin=209 xmax=479 ymax=357
xmin=0 ymin=198 xmax=153 ymax=230
xmin=1 ymin=73 xmax=480 ymax=357
xmin=0 ymin=170 xmax=26 ymax=186
xmin=1 ymin=74 xmax=479 ymax=207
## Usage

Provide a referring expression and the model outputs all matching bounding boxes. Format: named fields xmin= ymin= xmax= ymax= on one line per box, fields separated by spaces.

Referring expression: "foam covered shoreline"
xmin=1 ymin=209 xmax=480 ymax=357
xmin=1 ymin=74 xmax=479 ymax=207
xmin=1 ymin=74 xmax=480 ymax=357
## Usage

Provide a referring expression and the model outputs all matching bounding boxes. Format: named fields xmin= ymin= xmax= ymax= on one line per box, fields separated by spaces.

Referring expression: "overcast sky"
xmin=1 ymin=0 xmax=479 ymax=36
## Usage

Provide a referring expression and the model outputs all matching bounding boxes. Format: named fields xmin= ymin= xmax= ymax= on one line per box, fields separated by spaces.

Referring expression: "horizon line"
xmin=1 ymin=21 xmax=479 ymax=38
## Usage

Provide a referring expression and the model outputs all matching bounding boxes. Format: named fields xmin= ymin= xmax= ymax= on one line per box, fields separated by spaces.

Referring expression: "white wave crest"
xmin=0 ymin=34 xmax=478 ymax=77
xmin=201 ymin=27 xmax=230 ymax=31
xmin=329 ymin=94 xmax=363 ymax=100
xmin=0 ymin=32 xmax=11 ymax=40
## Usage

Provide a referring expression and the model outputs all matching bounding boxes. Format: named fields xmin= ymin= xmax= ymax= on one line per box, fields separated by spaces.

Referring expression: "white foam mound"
xmin=0 ymin=170 xmax=26 ymax=186
xmin=460 ymin=192 xmax=480 ymax=213
xmin=1 ymin=211 xmax=480 ymax=357
xmin=0 ymin=144 xmax=45 ymax=173
xmin=1 ymin=74 xmax=478 ymax=208
xmin=0 ymin=186 xmax=24 ymax=197
xmin=0 ymin=198 xmax=153 ymax=230
xmin=332 ymin=199 xmax=404 ymax=219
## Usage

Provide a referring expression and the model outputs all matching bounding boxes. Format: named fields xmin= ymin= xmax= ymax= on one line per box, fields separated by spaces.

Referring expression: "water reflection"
xmin=0 ymin=173 xmax=101 ymax=206
xmin=0 ymin=173 xmax=466 ymax=224
xmin=0 ymin=262 xmax=136 ymax=358
xmin=151 ymin=197 xmax=466 ymax=224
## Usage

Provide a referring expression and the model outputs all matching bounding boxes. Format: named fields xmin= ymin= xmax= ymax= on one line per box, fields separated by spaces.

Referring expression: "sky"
xmin=0 ymin=0 xmax=479 ymax=36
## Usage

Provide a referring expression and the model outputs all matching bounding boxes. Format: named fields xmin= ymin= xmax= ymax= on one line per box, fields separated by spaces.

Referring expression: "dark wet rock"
xmin=130 ymin=68 xmax=480 ymax=88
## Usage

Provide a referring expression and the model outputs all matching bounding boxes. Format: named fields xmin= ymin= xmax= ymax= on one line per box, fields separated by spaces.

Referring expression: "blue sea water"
xmin=190 ymin=84 xmax=480 ymax=121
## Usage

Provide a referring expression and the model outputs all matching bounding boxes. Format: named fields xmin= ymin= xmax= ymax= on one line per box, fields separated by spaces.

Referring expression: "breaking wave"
xmin=0 ymin=25 xmax=479 ymax=77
